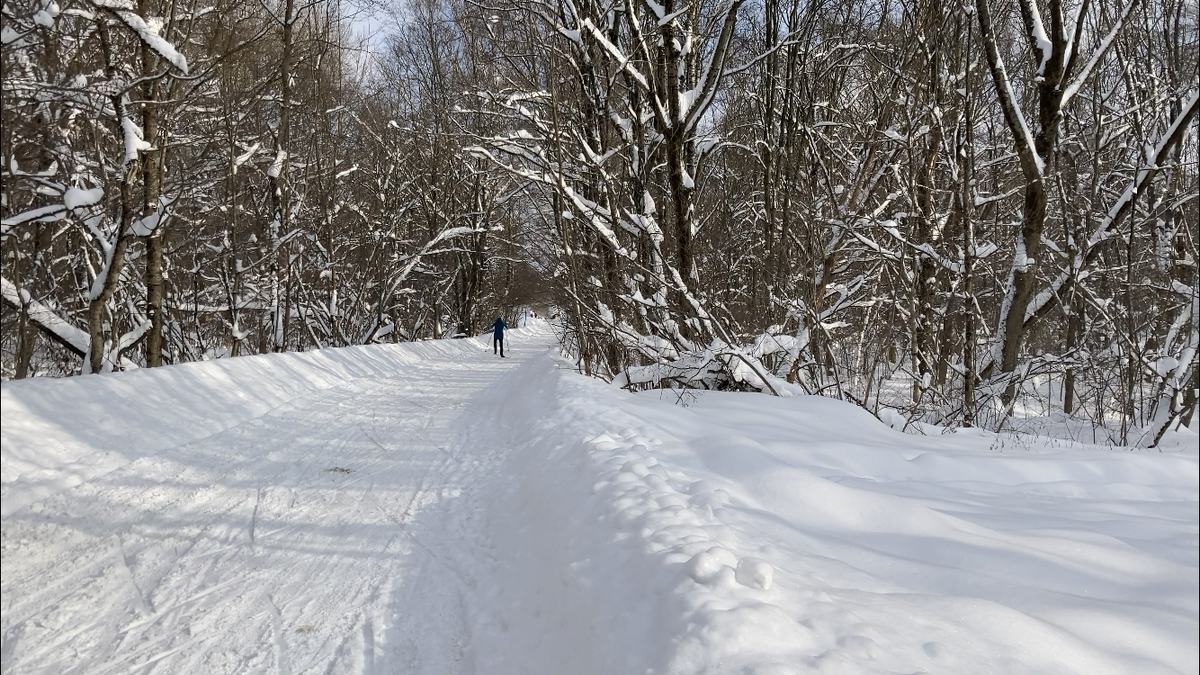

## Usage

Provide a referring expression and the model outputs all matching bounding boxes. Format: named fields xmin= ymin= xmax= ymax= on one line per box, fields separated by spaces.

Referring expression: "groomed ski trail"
xmin=1 ymin=327 xmax=550 ymax=675
xmin=6 ymin=324 xmax=1195 ymax=675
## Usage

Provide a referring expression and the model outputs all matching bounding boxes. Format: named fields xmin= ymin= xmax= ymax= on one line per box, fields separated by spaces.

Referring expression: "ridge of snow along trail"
xmin=2 ymin=320 xmax=1197 ymax=674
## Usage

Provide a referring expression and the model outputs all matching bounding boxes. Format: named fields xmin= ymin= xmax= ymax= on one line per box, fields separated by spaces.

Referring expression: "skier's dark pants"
xmin=494 ymin=335 xmax=504 ymax=356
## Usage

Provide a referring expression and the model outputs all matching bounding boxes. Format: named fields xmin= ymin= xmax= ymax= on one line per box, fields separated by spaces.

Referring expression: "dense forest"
xmin=2 ymin=0 xmax=1197 ymax=444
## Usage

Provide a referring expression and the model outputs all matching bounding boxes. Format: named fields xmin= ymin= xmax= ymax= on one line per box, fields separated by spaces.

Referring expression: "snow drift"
xmin=468 ymin=354 xmax=1199 ymax=674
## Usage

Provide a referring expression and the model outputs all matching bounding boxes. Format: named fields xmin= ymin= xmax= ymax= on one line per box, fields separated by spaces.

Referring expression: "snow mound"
xmin=471 ymin=355 xmax=1198 ymax=674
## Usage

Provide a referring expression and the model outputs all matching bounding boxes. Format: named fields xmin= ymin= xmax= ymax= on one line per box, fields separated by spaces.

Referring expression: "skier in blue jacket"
xmin=492 ymin=317 xmax=508 ymax=357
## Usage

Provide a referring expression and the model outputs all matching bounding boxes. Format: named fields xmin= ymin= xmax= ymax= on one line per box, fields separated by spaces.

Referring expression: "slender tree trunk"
xmin=1062 ymin=301 xmax=1080 ymax=414
xmin=960 ymin=11 xmax=977 ymax=426
xmin=15 ymin=304 xmax=35 ymax=378
xmin=270 ymin=0 xmax=295 ymax=352
xmin=11 ymin=221 xmax=49 ymax=379
xmin=87 ymin=16 xmax=138 ymax=374
xmin=141 ymin=0 xmax=166 ymax=366
xmin=1062 ymin=212 xmax=1084 ymax=414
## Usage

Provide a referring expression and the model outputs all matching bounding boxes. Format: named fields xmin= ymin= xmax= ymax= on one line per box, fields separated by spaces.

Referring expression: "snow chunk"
xmin=678 ymin=88 xmax=700 ymax=121
xmin=1152 ymin=356 xmax=1180 ymax=378
xmin=688 ymin=546 xmax=738 ymax=585
xmin=121 ymin=115 xmax=152 ymax=164
xmin=129 ymin=196 xmax=172 ymax=236
xmin=64 ymin=187 xmax=104 ymax=210
xmin=232 ymin=142 xmax=259 ymax=174
xmin=735 ymin=557 xmax=773 ymax=590
xmin=556 ymin=25 xmax=581 ymax=43
xmin=267 ymin=150 xmax=288 ymax=178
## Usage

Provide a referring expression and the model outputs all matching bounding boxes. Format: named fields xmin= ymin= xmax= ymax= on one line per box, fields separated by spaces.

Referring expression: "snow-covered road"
xmin=3 ymin=323 xmax=1196 ymax=675
xmin=2 ymin=329 xmax=548 ymax=674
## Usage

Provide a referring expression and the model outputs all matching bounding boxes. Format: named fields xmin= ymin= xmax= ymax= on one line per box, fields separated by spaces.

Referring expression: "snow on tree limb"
xmin=975 ymin=88 xmax=1199 ymax=380
xmin=1016 ymin=0 xmax=1053 ymax=76
xmin=129 ymin=196 xmax=175 ymax=237
xmin=0 ymin=276 xmax=89 ymax=356
xmin=0 ymin=205 xmax=66 ymax=235
xmin=1 ymin=187 xmax=104 ymax=238
xmin=1059 ymin=0 xmax=1141 ymax=109
xmin=1029 ymin=88 xmax=1199 ymax=320
xmin=89 ymin=0 xmax=189 ymax=74
xmin=1083 ymin=89 xmax=1199 ymax=251
xmin=120 ymin=114 xmax=151 ymax=165
xmin=976 ymin=0 xmax=1044 ymax=178
xmin=579 ymin=18 xmax=648 ymax=91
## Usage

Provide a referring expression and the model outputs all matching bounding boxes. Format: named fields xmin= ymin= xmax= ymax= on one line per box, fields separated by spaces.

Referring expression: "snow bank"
xmin=474 ymin=355 xmax=1198 ymax=674
xmin=4 ymin=333 xmax=1194 ymax=673
xmin=0 ymin=332 xmax=524 ymax=517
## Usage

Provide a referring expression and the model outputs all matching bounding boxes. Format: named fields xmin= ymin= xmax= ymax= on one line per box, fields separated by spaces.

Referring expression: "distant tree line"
xmin=2 ymin=0 xmax=539 ymax=378
xmin=3 ymin=0 xmax=1197 ymax=445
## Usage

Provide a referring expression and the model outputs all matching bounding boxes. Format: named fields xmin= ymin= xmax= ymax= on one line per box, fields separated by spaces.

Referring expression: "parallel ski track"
xmin=1 ymin=335 xmax=544 ymax=675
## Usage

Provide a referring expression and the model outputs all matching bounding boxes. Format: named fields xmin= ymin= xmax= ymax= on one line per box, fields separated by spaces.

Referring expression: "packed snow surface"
xmin=2 ymin=321 xmax=1197 ymax=674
